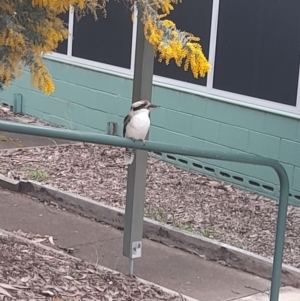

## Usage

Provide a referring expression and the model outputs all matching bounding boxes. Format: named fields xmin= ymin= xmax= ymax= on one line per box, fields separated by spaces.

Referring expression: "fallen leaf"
xmin=33 ymin=238 xmax=47 ymax=243
xmin=0 ymin=286 xmax=13 ymax=298
xmin=94 ymin=286 xmax=105 ymax=292
xmin=42 ymin=290 xmax=54 ymax=296
xmin=104 ymin=294 xmax=113 ymax=301
xmin=0 ymin=283 xmax=18 ymax=290
xmin=48 ymin=236 xmax=55 ymax=245
xmin=21 ymin=276 xmax=31 ymax=283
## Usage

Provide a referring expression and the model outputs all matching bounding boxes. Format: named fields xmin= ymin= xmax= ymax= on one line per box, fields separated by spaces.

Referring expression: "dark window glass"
xmin=72 ymin=1 xmax=133 ymax=69
xmin=56 ymin=12 xmax=69 ymax=55
xmin=153 ymin=0 xmax=213 ymax=86
xmin=214 ymin=0 xmax=300 ymax=106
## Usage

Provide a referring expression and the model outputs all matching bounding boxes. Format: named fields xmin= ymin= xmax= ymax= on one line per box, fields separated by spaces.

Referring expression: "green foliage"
xmin=26 ymin=169 xmax=50 ymax=181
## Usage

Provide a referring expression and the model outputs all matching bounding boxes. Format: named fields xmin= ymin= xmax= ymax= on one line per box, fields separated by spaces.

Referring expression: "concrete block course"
xmin=219 ymin=124 xmax=249 ymax=151
xmin=264 ymin=113 xmax=298 ymax=141
xmin=248 ymin=132 xmax=280 ymax=160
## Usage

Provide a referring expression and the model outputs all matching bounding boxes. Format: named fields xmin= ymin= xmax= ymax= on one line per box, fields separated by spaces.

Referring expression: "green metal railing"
xmin=0 ymin=119 xmax=289 ymax=301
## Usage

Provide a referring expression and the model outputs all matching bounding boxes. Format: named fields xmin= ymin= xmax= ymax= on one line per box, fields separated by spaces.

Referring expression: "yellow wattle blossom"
xmin=162 ymin=20 xmax=176 ymax=29
xmin=185 ymin=43 xmax=211 ymax=78
xmin=44 ymin=77 xmax=56 ymax=95
xmin=152 ymin=0 xmax=179 ymax=14
xmin=0 ymin=0 xmax=103 ymax=94
xmin=1 ymin=28 xmax=26 ymax=53
xmin=0 ymin=65 xmax=13 ymax=85
xmin=31 ymin=59 xmax=55 ymax=96
xmin=143 ymin=13 xmax=211 ymax=79
xmin=34 ymin=19 xmax=68 ymax=53
xmin=0 ymin=2 xmax=14 ymax=14
xmin=144 ymin=18 xmax=164 ymax=50
xmin=160 ymin=0 xmax=175 ymax=14
xmin=32 ymin=0 xmax=85 ymax=12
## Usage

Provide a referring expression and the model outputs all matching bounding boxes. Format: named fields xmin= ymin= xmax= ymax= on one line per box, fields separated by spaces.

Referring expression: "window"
xmin=56 ymin=12 xmax=69 ymax=55
xmin=154 ymin=0 xmax=213 ymax=86
xmin=213 ymin=0 xmax=300 ymax=106
xmin=72 ymin=1 xmax=133 ymax=69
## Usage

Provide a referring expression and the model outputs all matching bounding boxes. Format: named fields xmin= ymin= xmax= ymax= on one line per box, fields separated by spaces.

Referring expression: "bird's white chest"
xmin=126 ymin=113 xmax=150 ymax=140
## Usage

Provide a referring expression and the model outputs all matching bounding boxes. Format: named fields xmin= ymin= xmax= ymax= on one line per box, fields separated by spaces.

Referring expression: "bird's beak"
xmin=148 ymin=104 xmax=159 ymax=110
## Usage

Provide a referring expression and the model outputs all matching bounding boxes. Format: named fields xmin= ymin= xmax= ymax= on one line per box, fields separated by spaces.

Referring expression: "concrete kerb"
xmin=0 ymin=228 xmax=200 ymax=301
xmin=234 ymin=286 xmax=300 ymax=301
xmin=0 ymin=174 xmax=300 ymax=287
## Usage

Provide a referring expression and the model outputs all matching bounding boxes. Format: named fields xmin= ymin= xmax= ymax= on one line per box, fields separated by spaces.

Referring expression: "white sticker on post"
xmin=132 ymin=241 xmax=142 ymax=258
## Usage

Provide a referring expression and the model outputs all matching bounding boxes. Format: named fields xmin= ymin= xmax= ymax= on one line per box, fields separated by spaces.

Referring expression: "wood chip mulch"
xmin=0 ymin=232 xmax=184 ymax=301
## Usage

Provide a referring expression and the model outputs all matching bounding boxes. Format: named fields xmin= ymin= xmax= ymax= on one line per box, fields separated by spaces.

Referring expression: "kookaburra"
xmin=123 ymin=100 xmax=158 ymax=165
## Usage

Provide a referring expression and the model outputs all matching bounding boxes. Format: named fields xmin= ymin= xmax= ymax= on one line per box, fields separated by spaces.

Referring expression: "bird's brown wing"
xmin=123 ymin=115 xmax=130 ymax=137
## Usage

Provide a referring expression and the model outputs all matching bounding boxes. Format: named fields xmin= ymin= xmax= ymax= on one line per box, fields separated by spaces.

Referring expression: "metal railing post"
xmin=122 ymin=9 xmax=155 ymax=275
xmin=269 ymin=164 xmax=289 ymax=300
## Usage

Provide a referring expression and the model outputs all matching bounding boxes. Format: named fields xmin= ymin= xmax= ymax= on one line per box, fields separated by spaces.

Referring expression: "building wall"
xmin=1 ymin=59 xmax=300 ymax=206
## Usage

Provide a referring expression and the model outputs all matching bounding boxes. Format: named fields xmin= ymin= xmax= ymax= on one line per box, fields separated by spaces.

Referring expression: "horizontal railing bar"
xmin=0 ymin=120 xmax=286 ymax=169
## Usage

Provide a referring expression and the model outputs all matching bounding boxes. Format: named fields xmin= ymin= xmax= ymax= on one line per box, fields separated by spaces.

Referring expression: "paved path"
xmin=0 ymin=130 xmax=73 ymax=149
xmin=237 ymin=286 xmax=299 ymax=301
xmin=0 ymin=189 xmax=271 ymax=301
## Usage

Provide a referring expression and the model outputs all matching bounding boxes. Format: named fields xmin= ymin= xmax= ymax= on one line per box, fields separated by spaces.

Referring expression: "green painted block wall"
xmin=1 ymin=59 xmax=300 ymax=206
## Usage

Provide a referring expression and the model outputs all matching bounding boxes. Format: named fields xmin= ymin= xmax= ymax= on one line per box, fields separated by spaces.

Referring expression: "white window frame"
xmin=45 ymin=2 xmax=300 ymax=118
xmin=46 ymin=5 xmax=136 ymax=78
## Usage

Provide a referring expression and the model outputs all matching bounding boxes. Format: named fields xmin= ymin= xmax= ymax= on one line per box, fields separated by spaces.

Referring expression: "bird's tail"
xmin=124 ymin=148 xmax=135 ymax=165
